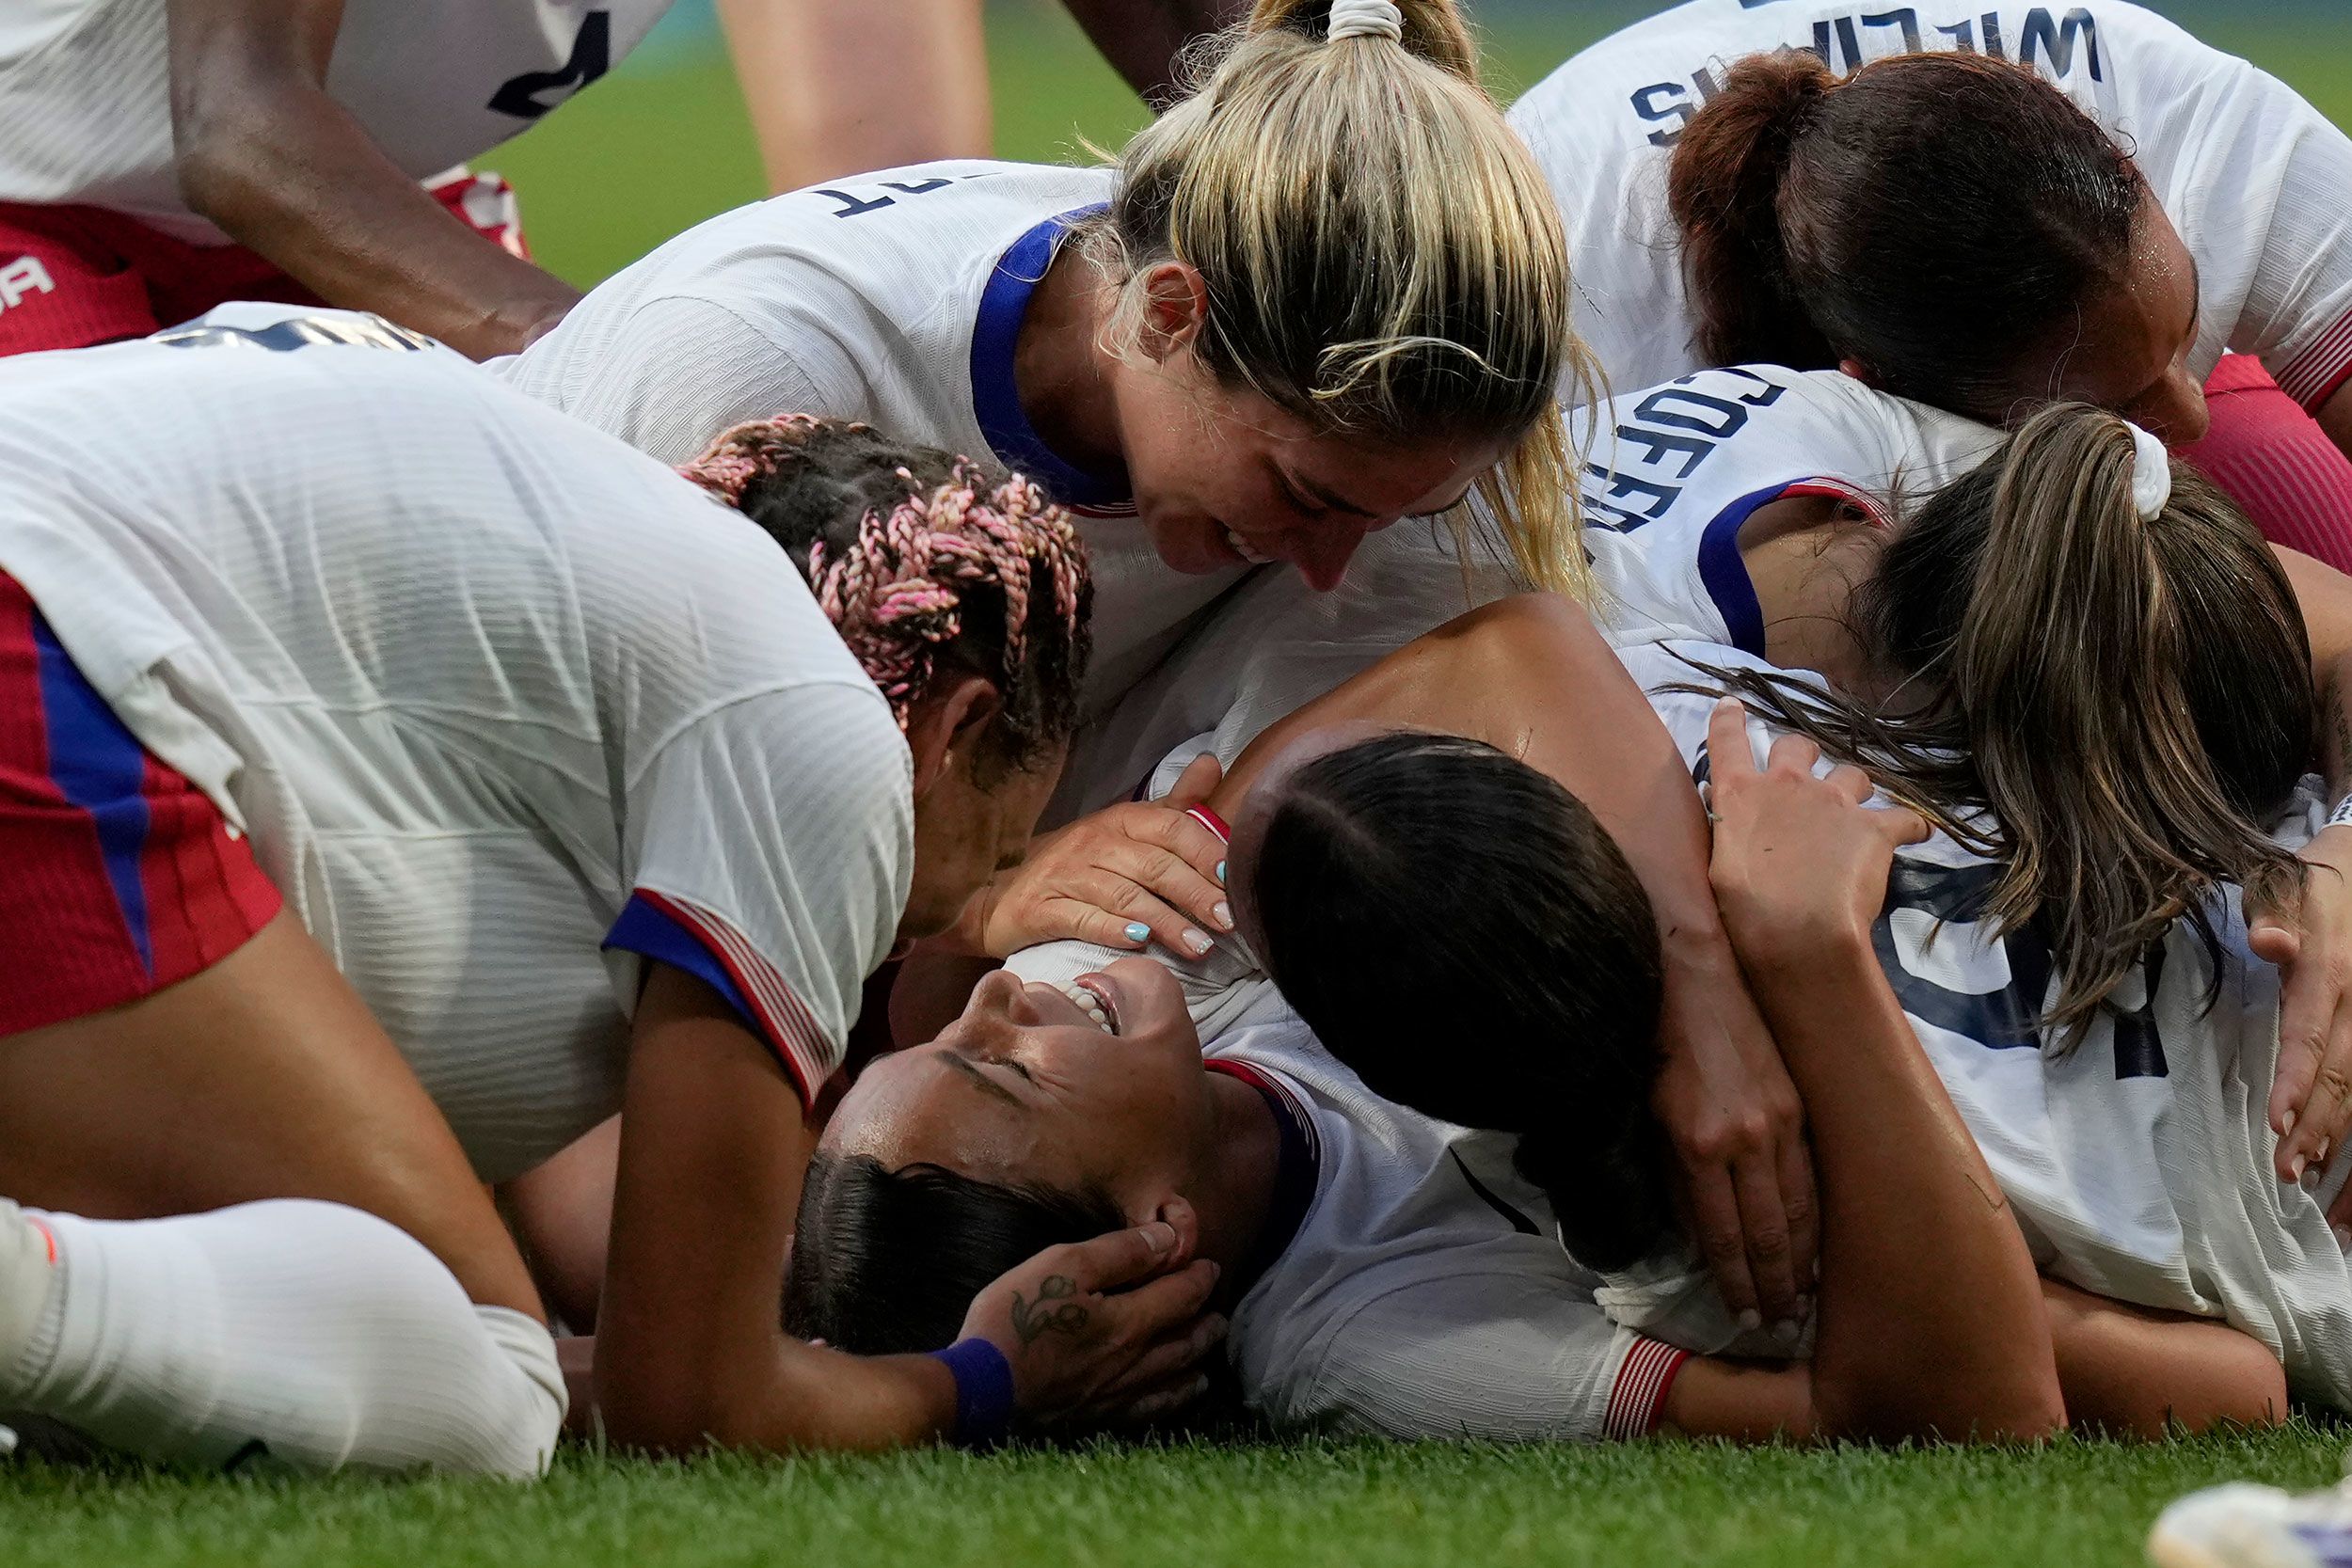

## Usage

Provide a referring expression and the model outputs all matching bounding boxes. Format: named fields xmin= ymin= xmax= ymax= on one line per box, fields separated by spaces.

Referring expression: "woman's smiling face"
xmin=1105 ymin=343 xmax=1506 ymax=594
xmin=821 ymin=958 xmax=1213 ymax=1219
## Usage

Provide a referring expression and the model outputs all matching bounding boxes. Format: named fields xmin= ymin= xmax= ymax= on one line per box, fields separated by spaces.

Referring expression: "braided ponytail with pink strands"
xmin=680 ymin=416 xmax=1093 ymax=778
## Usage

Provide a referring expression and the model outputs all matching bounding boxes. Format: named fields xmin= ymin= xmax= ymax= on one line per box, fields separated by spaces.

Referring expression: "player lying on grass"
xmin=785 ymin=584 xmax=2327 ymax=1440
xmin=0 ymin=318 xmax=1216 ymax=1474
xmin=1512 ymin=0 xmax=2352 ymax=573
xmin=0 ymin=0 xmax=1235 ymax=359
xmin=780 ymin=675 xmax=2092 ymax=1444
xmin=1575 ymin=371 xmax=2352 ymax=1212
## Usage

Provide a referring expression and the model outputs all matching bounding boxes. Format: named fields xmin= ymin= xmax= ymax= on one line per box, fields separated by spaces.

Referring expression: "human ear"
xmin=1135 ymin=261 xmax=1209 ymax=364
xmin=1133 ymin=1189 xmax=1199 ymax=1266
xmin=903 ymin=673 xmax=1003 ymax=799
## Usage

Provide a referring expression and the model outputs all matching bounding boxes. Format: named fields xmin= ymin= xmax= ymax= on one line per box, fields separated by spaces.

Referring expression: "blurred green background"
xmin=489 ymin=0 xmax=2352 ymax=289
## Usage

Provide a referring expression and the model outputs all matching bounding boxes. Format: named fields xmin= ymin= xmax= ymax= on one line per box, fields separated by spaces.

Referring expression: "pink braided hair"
xmin=680 ymin=417 xmax=1091 ymax=736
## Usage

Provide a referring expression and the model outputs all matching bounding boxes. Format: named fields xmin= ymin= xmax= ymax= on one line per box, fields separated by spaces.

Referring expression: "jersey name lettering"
xmin=811 ymin=175 xmax=970 ymax=219
xmin=1629 ymin=7 xmax=2104 ymax=147
xmin=1581 ymin=368 xmax=1787 ymax=531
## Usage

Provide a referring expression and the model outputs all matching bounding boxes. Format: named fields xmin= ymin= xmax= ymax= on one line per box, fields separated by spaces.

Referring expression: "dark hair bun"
xmin=1247 ymin=732 xmax=1673 ymax=1271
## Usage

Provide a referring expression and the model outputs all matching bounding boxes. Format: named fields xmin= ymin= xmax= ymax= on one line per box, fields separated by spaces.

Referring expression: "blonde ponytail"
xmin=1092 ymin=0 xmax=1596 ymax=596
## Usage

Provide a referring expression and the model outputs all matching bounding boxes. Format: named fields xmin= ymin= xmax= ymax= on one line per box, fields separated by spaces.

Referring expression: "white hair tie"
xmin=2125 ymin=420 xmax=2172 ymax=521
xmin=1327 ymin=0 xmax=1404 ymax=42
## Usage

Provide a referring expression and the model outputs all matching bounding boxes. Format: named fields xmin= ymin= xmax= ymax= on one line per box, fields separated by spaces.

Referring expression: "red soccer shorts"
xmin=0 ymin=573 xmax=281 ymax=1037
xmin=0 ymin=170 xmax=529 ymax=357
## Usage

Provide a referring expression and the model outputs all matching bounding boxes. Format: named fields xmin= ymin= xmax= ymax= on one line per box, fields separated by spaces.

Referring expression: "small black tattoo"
xmin=1009 ymin=1275 xmax=1090 ymax=1346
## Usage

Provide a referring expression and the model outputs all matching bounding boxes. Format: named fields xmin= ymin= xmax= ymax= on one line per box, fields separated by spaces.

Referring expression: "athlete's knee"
xmin=196 ymin=1198 xmax=563 ymax=1477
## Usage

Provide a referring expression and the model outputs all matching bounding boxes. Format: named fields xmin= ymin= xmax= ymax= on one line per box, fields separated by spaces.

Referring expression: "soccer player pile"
xmin=3 ymin=1 xmax=2352 ymax=1562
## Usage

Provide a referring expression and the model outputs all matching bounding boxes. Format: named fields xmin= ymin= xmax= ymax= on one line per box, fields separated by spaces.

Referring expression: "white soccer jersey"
xmin=492 ymin=160 xmax=1258 ymax=732
xmin=494 ymin=159 xmax=1510 ymax=816
xmin=1608 ymin=640 xmax=2352 ymax=1410
xmin=0 ymin=322 xmax=911 ymax=1181
xmin=0 ymin=0 xmax=672 ymax=242
xmin=1576 ymin=364 xmax=2001 ymax=651
xmin=1513 ymin=1 xmax=2352 ymax=411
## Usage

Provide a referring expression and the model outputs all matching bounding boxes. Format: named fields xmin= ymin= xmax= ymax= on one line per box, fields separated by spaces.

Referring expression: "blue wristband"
xmin=929 ymin=1338 xmax=1016 ymax=1447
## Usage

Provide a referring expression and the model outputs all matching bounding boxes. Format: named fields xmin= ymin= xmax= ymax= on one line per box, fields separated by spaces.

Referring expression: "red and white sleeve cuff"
xmin=1604 ymin=1336 xmax=1692 ymax=1440
xmin=2276 ymin=310 xmax=2352 ymax=411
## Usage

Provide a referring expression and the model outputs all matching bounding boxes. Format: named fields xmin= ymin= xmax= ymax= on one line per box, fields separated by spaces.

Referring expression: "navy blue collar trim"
xmin=1206 ymin=1059 xmax=1321 ymax=1290
xmin=1696 ymin=481 xmax=1810 ymax=658
xmin=968 ymin=205 xmax=1132 ymax=511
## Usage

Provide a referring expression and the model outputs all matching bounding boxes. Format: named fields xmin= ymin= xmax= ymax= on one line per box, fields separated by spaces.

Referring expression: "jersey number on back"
xmin=1690 ymin=746 xmax=2168 ymax=1080
xmin=1874 ymin=857 xmax=2169 ymax=1082
xmin=490 ymin=11 xmax=611 ymax=120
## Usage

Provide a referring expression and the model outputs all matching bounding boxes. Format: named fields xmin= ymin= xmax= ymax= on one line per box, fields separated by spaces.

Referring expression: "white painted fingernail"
xmin=1737 ymin=1309 xmax=1762 ymax=1333
xmin=2292 ymin=1155 xmax=2310 ymax=1184
xmin=1184 ymin=929 xmax=1213 ymax=956
xmin=1213 ymin=901 xmax=1232 ymax=931
xmin=2285 ymin=1109 xmax=2300 ymax=1139
xmin=1772 ymin=1320 xmax=1802 ymax=1345
xmin=2304 ymin=1165 xmax=2324 ymax=1194
xmin=2333 ymin=1225 xmax=2351 ymax=1253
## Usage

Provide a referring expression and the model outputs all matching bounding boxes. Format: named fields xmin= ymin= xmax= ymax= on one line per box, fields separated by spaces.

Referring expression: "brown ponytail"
xmin=1666 ymin=50 xmax=1839 ymax=374
xmin=1668 ymin=51 xmax=2142 ymax=423
xmin=1698 ymin=404 xmax=2312 ymax=1037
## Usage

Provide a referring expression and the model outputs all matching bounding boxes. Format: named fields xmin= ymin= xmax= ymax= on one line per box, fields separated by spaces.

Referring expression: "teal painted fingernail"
xmin=1124 ymin=922 xmax=1151 ymax=944
xmin=1216 ymin=860 xmax=1227 ymax=882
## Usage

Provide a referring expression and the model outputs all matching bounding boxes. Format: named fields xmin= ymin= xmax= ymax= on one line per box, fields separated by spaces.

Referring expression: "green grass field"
xmin=4 ymin=1427 xmax=2346 ymax=1568
xmin=12 ymin=7 xmax=2352 ymax=1565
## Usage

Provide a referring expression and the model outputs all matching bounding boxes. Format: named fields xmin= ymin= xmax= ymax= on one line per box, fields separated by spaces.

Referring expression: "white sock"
xmin=0 ymin=1198 xmax=564 ymax=1476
